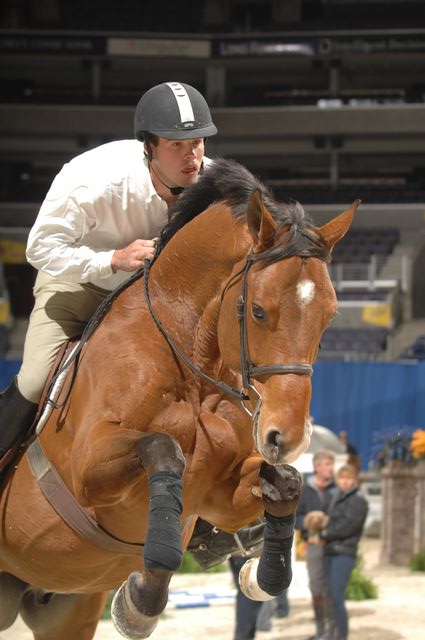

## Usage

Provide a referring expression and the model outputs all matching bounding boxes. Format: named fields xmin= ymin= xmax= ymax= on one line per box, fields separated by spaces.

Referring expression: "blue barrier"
xmin=311 ymin=360 xmax=425 ymax=469
xmin=2 ymin=358 xmax=423 ymax=470
xmin=0 ymin=360 xmax=21 ymax=388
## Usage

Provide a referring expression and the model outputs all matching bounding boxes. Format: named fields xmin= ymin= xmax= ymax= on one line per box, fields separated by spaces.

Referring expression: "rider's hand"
xmin=111 ymin=238 xmax=158 ymax=272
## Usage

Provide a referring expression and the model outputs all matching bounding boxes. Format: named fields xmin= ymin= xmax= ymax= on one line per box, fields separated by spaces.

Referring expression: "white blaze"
xmin=297 ymin=280 xmax=315 ymax=308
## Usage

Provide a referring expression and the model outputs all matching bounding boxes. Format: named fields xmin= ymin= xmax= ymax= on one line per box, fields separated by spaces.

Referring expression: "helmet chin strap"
xmin=149 ymin=162 xmax=184 ymax=196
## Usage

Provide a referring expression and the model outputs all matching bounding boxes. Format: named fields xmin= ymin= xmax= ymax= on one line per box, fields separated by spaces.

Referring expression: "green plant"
xmin=101 ymin=591 xmax=116 ymax=620
xmin=345 ymin=558 xmax=378 ymax=600
xmin=177 ymin=551 xmax=228 ymax=574
xmin=409 ymin=550 xmax=425 ymax=572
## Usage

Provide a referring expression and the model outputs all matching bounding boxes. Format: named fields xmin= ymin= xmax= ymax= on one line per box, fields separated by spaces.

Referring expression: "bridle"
xmin=143 ymin=252 xmax=313 ymax=450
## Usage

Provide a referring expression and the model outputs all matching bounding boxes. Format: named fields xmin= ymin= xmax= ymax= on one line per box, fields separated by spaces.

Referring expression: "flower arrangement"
xmin=411 ymin=429 xmax=425 ymax=461
xmin=371 ymin=427 xmax=415 ymax=469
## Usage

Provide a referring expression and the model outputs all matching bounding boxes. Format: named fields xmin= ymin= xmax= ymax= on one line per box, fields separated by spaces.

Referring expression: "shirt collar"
xmin=142 ymin=153 xmax=162 ymax=203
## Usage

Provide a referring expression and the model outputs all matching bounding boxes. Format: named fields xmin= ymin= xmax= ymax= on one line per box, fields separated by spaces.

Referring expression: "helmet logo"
xmin=175 ymin=120 xmax=199 ymax=130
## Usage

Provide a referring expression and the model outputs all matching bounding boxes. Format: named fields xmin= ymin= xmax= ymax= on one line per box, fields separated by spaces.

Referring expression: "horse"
xmin=0 ymin=158 xmax=358 ymax=639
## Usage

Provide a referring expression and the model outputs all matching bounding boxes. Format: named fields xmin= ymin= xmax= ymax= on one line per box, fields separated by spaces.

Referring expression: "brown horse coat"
xmin=0 ymin=159 xmax=358 ymax=639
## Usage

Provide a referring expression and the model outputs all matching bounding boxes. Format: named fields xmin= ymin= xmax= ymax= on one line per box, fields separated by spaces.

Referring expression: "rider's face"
xmin=151 ymin=137 xmax=205 ymax=188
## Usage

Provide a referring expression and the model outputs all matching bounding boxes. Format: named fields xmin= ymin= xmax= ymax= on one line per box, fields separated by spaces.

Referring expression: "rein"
xmin=143 ymin=259 xmax=249 ymax=403
xmin=143 ymin=252 xmax=313 ymax=450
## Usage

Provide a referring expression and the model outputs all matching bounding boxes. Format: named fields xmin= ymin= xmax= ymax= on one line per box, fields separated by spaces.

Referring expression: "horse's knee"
xmin=0 ymin=572 xmax=27 ymax=630
xmin=111 ymin=572 xmax=163 ymax=640
xmin=137 ymin=432 xmax=185 ymax=478
xmin=259 ymin=462 xmax=302 ymax=517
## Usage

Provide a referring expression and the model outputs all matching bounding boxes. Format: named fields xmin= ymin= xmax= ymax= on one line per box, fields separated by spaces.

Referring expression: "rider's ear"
xmin=144 ymin=142 xmax=153 ymax=161
xmin=316 ymin=199 xmax=361 ymax=253
xmin=247 ymin=189 xmax=277 ymax=252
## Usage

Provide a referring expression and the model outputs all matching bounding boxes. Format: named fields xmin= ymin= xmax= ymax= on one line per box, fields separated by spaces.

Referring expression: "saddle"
xmin=0 ymin=267 xmax=144 ymax=487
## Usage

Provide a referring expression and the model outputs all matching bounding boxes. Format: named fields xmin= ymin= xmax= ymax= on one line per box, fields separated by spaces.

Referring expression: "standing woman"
xmin=319 ymin=464 xmax=368 ymax=640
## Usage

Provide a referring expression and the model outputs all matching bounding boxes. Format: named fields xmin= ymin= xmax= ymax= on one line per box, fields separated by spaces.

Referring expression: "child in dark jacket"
xmin=319 ymin=464 xmax=368 ymax=640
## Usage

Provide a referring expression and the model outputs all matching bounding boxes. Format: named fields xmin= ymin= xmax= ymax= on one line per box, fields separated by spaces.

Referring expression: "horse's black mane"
xmin=156 ymin=158 xmax=329 ymax=265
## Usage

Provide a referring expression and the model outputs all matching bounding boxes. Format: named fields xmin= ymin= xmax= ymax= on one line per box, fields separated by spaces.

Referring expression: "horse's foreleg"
xmin=111 ymin=567 xmax=169 ymax=640
xmin=73 ymin=418 xmax=188 ymax=639
xmin=111 ymin=431 xmax=186 ymax=640
xmin=239 ymin=463 xmax=302 ymax=601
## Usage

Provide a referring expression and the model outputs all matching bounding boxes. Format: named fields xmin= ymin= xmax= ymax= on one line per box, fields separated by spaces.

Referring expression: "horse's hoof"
xmin=238 ymin=557 xmax=274 ymax=602
xmin=111 ymin=580 xmax=158 ymax=640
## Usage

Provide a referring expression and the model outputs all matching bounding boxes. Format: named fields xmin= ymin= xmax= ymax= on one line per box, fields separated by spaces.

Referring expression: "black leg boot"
xmin=188 ymin=517 xmax=265 ymax=570
xmin=0 ymin=378 xmax=38 ymax=461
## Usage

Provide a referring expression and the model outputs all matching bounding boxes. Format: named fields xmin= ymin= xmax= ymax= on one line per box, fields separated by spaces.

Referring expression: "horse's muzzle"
xmin=261 ymin=422 xmax=312 ymax=465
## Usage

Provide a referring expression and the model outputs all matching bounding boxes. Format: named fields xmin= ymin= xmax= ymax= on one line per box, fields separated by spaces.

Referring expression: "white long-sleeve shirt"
xmin=27 ymin=139 xmax=188 ymax=291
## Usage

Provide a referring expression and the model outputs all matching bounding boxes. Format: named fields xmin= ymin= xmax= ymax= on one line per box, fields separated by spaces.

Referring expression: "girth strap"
xmin=27 ymin=439 xmax=144 ymax=556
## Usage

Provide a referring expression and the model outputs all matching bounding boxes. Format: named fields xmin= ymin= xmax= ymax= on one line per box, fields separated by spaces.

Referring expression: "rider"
xmin=0 ymin=81 xmax=217 ymax=462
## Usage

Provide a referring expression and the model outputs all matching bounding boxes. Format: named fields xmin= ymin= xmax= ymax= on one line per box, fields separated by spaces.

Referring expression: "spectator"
xmin=338 ymin=430 xmax=360 ymax=472
xmin=320 ymin=464 xmax=368 ymax=640
xmin=295 ymin=449 xmax=336 ymax=640
xmin=229 ymin=555 xmax=265 ymax=640
xmin=229 ymin=560 xmax=289 ymax=637
xmin=255 ymin=589 xmax=289 ymax=631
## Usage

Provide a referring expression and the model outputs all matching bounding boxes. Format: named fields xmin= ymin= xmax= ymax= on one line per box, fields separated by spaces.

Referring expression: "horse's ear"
xmin=247 ymin=189 xmax=277 ymax=252
xmin=317 ymin=199 xmax=361 ymax=252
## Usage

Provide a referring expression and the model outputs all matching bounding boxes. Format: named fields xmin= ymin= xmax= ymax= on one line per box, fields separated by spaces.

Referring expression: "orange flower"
xmin=411 ymin=429 xmax=425 ymax=460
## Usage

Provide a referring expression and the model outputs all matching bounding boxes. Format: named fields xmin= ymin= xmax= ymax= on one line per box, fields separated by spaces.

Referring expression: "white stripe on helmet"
xmin=166 ymin=82 xmax=195 ymax=124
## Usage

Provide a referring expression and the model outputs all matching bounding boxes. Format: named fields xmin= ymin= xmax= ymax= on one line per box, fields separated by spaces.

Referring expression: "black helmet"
xmin=134 ymin=82 xmax=217 ymax=141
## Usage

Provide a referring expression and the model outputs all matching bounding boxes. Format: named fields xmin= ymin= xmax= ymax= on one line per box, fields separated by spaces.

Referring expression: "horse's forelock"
xmin=254 ymin=201 xmax=330 ymax=266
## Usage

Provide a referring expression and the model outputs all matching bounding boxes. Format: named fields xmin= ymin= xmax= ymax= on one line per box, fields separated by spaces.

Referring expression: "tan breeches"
xmin=17 ymin=271 xmax=110 ymax=403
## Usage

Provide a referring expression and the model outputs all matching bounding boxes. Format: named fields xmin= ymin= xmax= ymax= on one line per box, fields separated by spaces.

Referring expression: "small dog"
xmin=303 ymin=510 xmax=329 ymax=544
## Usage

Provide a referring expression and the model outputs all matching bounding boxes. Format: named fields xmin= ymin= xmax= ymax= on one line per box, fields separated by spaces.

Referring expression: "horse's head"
xmin=217 ymin=190 xmax=359 ymax=465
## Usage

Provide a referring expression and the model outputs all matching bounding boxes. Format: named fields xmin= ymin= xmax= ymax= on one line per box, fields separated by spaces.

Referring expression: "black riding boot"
xmin=0 ymin=378 xmax=38 ymax=459
xmin=188 ymin=517 xmax=265 ymax=570
xmin=310 ymin=595 xmax=327 ymax=639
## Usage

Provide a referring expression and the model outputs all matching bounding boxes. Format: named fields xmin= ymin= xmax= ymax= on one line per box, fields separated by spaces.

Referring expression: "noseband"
xmin=143 ymin=253 xmax=313 ymax=443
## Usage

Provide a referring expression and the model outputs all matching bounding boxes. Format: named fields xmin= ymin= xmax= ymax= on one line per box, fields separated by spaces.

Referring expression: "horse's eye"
xmin=251 ymin=304 xmax=266 ymax=320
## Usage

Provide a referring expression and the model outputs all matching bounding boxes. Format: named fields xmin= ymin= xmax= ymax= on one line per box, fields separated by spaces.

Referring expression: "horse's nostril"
xmin=262 ymin=429 xmax=286 ymax=464
xmin=265 ymin=429 xmax=283 ymax=448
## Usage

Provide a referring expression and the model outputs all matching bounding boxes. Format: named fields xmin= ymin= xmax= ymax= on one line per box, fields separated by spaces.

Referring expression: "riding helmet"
xmin=134 ymin=81 xmax=217 ymax=141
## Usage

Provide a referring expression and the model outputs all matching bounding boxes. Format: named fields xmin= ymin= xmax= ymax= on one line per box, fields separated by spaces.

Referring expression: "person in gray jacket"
xmin=295 ymin=449 xmax=336 ymax=640
xmin=319 ymin=464 xmax=368 ymax=640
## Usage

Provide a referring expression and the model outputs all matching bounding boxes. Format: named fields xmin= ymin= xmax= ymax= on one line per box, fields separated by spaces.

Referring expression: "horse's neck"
xmin=153 ymin=206 xmax=249 ymax=331
xmin=193 ymin=295 xmax=222 ymax=379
